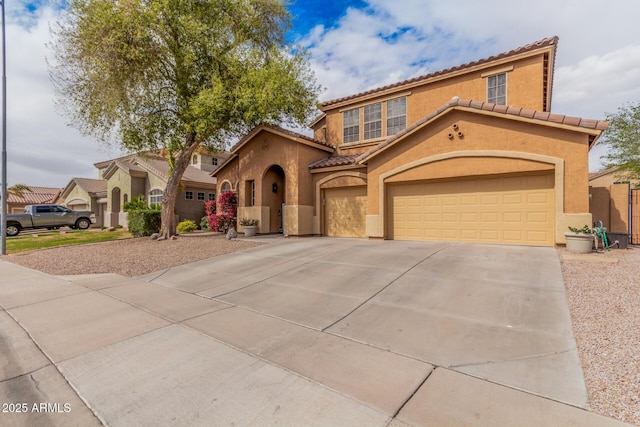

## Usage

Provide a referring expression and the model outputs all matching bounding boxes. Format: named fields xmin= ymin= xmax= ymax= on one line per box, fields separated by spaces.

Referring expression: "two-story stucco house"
xmin=212 ymin=36 xmax=608 ymax=246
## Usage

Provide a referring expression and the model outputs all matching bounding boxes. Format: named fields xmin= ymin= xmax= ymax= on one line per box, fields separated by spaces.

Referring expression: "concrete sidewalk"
xmin=0 ymin=238 xmax=633 ymax=426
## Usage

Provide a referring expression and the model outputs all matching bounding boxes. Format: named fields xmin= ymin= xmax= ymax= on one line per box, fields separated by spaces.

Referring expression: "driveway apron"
xmin=2 ymin=238 xmax=617 ymax=426
xmin=146 ymin=238 xmax=588 ymax=407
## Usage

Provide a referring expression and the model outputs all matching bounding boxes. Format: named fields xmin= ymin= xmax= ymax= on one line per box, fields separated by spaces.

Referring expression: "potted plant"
xmin=239 ymin=218 xmax=259 ymax=237
xmin=564 ymin=225 xmax=596 ymax=254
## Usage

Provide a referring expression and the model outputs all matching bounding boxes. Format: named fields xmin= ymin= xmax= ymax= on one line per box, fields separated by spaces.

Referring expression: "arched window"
xmin=221 ymin=181 xmax=231 ymax=193
xmin=149 ymin=189 xmax=163 ymax=207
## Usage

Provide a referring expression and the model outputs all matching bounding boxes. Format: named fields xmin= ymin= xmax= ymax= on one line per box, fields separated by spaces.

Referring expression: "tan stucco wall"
xmin=320 ymin=54 xmax=547 ymax=153
xmin=589 ymin=183 xmax=631 ymax=234
xmin=365 ymin=110 xmax=592 ymax=243
xmin=216 ymin=130 xmax=330 ymax=235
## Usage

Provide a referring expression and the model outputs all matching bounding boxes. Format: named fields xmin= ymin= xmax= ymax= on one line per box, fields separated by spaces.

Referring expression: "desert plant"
xmin=568 ymin=225 xmax=595 ymax=234
xmin=200 ymin=216 xmax=210 ymax=232
xmin=176 ymin=220 xmax=197 ymax=233
xmin=239 ymin=218 xmax=259 ymax=226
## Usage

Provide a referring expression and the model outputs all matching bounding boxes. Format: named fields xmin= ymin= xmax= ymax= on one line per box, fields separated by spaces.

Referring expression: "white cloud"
xmin=4 ymin=0 xmax=640 ymax=188
xmin=4 ymin=4 xmax=124 ymax=187
xmin=301 ymin=0 xmax=640 ymax=171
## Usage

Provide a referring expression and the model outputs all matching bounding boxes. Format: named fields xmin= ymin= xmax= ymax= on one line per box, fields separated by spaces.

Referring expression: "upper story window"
xmin=149 ymin=189 xmax=163 ymax=206
xmin=387 ymin=97 xmax=407 ymax=136
xmin=487 ymin=73 xmax=507 ymax=105
xmin=212 ymin=157 xmax=218 ymax=166
xmin=341 ymin=96 xmax=407 ymax=144
xmin=192 ymin=155 xmax=198 ymax=165
xmin=363 ymin=103 xmax=382 ymax=140
xmin=343 ymin=108 xmax=360 ymax=143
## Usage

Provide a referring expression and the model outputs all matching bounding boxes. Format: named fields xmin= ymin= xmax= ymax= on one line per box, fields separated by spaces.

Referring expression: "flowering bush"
xmin=204 ymin=191 xmax=237 ymax=233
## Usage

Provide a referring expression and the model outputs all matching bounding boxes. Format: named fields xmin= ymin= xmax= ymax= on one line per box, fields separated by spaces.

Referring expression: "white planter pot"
xmin=564 ymin=232 xmax=594 ymax=254
xmin=243 ymin=226 xmax=257 ymax=237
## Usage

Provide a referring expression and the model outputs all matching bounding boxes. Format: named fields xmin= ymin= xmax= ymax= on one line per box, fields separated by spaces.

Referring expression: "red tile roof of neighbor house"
xmin=588 ymin=166 xmax=620 ymax=180
xmin=6 ymin=186 xmax=62 ymax=204
xmin=356 ymin=97 xmax=609 ymax=163
xmin=321 ymin=36 xmax=559 ymax=109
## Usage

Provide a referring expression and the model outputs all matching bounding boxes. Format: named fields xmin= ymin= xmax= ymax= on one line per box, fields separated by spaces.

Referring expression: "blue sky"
xmin=4 ymin=0 xmax=640 ymax=186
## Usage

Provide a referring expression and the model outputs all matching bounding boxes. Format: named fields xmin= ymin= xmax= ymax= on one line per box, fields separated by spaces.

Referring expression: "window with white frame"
xmin=363 ymin=103 xmax=382 ymax=140
xmin=245 ymin=180 xmax=255 ymax=206
xmin=149 ymin=189 xmax=163 ymax=206
xmin=343 ymin=108 xmax=360 ymax=143
xmin=487 ymin=73 xmax=507 ymax=105
xmin=185 ymin=191 xmax=194 ymax=200
xmin=197 ymin=192 xmax=205 ymax=201
xmin=387 ymin=97 xmax=407 ymax=135
xmin=192 ymin=155 xmax=198 ymax=165
xmin=221 ymin=181 xmax=232 ymax=193
xmin=208 ymin=193 xmax=216 ymax=201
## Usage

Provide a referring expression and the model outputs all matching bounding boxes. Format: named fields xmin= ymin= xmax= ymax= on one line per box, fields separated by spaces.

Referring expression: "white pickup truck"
xmin=4 ymin=204 xmax=96 ymax=236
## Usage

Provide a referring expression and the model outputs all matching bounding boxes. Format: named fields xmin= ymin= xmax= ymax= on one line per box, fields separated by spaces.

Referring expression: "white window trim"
xmin=485 ymin=71 xmax=509 ymax=105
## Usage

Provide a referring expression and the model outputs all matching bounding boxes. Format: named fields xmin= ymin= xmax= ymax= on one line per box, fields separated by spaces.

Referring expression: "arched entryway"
xmin=262 ymin=165 xmax=285 ymax=233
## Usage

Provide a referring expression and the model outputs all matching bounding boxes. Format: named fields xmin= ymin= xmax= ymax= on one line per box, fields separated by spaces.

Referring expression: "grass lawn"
xmin=6 ymin=229 xmax=133 ymax=254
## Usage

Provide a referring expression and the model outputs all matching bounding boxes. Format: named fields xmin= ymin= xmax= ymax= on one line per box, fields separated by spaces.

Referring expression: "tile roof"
xmin=72 ymin=178 xmax=107 ymax=195
xmin=308 ymin=154 xmax=361 ymax=170
xmin=588 ymin=166 xmax=619 ymax=180
xmin=321 ymin=36 xmax=559 ymax=109
xmin=357 ymin=97 xmax=609 ymax=163
xmin=136 ymin=156 xmax=216 ymax=185
xmin=229 ymin=124 xmax=334 ymax=153
xmin=6 ymin=186 xmax=62 ymax=204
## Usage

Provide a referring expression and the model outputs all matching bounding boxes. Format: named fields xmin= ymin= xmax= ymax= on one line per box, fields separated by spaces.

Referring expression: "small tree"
xmin=598 ymin=102 xmax=640 ymax=182
xmin=49 ymin=0 xmax=320 ymax=238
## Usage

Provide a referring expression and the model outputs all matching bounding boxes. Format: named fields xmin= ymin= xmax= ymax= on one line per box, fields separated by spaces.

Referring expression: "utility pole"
xmin=1 ymin=0 xmax=7 ymax=255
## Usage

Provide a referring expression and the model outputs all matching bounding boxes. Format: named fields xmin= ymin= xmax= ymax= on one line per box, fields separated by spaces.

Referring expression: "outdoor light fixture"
xmin=272 ymin=183 xmax=278 ymax=193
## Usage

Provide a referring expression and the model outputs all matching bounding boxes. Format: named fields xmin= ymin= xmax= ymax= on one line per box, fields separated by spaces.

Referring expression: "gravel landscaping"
xmin=560 ymin=246 xmax=640 ymax=426
xmin=3 ymin=234 xmax=263 ymax=277
xmin=2 ymin=236 xmax=638 ymax=425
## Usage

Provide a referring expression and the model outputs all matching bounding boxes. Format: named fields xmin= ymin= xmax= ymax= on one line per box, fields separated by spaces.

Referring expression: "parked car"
xmin=4 ymin=204 xmax=96 ymax=236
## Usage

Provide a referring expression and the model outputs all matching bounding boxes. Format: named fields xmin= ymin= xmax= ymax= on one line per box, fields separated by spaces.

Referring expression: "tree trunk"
xmin=159 ymin=136 xmax=199 ymax=238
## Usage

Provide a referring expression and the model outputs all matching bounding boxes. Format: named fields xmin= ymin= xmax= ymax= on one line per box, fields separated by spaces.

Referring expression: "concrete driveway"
xmin=0 ymin=238 xmax=630 ymax=426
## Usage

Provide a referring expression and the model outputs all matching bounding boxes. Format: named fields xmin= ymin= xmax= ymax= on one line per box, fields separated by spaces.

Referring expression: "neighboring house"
xmin=589 ymin=167 xmax=639 ymax=244
xmin=57 ymin=178 xmax=108 ymax=227
xmin=94 ymin=152 xmax=225 ymax=227
xmin=213 ymin=36 xmax=608 ymax=247
xmin=6 ymin=186 xmax=62 ymax=214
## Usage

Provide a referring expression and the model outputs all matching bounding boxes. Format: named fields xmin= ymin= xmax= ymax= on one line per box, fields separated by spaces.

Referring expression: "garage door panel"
xmin=390 ymin=173 xmax=554 ymax=246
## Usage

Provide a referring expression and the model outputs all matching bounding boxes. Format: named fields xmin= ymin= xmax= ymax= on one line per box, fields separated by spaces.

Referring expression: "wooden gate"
xmin=632 ymin=189 xmax=640 ymax=244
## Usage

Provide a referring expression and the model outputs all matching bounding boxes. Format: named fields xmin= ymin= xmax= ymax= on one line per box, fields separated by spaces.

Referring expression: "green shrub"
xmin=177 ymin=219 xmax=197 ymax=233
xmin=200 ymin=216 xmax=210 ymax=231
xmin=123 ymin=195 xmax=148 ymax=212
xmin=127 ymin=210 xmax=161 ymax=237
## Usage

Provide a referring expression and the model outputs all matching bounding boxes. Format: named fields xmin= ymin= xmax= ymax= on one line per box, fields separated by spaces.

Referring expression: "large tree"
xmin=598 ymin=102 xmax=640 ymax=181
xmin=49 ymin=0 xmax=320 ymax=237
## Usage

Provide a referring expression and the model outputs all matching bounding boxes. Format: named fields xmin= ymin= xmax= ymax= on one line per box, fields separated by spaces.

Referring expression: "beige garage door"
xmin=325 ymin=186 xmax=367 ymax=238
xmin=390 ymin=173 xmax=555 ymax=246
